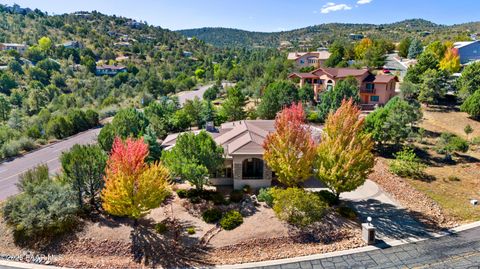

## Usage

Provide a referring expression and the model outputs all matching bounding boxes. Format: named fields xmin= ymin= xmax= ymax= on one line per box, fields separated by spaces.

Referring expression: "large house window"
xmin=242 ymin=158 xmax=263 ymax=180
xmin=370 ymin=95 xmax=379 ymax=102
xmin=366 ymin=83 xmax=375 ymax=90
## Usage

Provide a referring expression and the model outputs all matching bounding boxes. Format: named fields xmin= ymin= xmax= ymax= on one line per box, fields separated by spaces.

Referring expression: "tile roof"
xmin=162 ymin=120 xmax=322 ymax=157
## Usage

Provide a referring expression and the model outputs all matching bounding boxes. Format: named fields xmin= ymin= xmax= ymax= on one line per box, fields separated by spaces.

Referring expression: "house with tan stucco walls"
xmin=162 ymin=120 xmax=322 ymax=190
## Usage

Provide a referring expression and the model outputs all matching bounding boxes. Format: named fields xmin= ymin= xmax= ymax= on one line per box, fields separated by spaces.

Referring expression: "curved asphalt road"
xmin=0 ymin=128 xmax=101 ymax=200
xmin=229 ymin=225 xmax=480 ymax=269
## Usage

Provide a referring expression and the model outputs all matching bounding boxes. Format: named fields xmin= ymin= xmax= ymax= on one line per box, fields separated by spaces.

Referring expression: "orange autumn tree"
xmin=101 ymin=137 xmax=170 ymax=220
xmin=315 ymin=99 xmax=374 ymax=200
xmin=440 ymin=48 xmax=461 ymax=73
xmin=263 ymin=102 xmax=316 ymax=187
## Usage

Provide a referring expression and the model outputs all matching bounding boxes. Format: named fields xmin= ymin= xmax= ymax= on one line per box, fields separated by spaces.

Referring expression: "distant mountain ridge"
xmin=177 ymin=19 xmax=480 ymax=48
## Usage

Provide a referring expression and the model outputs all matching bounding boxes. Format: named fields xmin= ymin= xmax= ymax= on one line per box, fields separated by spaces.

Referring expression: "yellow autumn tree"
xmin=354 ymin=38 xmax=373 ymax=60
xmin=101 ymin=137 xmax=170 ymax=220
xmin=263 ymin=102 xmax=316 ymax=187
xmin=315 ymin=99 xmax=374 ymax=199
xmin=440 ymin=48 xmax=461 ymax=73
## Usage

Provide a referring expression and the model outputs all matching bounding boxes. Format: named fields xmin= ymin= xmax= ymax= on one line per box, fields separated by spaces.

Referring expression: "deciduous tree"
xmin=315 ymin=99 xmax=374 ymax=199
xmin=440 ymin=48 xmax=461 ymax=73
xmin=101 ymin=137 xmax=170 ymax=220
xmin=263 ymin=103 xmax=316 ymax=187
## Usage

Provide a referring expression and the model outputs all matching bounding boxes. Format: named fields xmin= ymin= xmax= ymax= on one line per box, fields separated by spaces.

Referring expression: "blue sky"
xmin=1 ymin=0 xmax=480 ymax=32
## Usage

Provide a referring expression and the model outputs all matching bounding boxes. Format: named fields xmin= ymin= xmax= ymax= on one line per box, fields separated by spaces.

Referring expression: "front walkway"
xmin=236 ymin=225 xmax=480 ymax=269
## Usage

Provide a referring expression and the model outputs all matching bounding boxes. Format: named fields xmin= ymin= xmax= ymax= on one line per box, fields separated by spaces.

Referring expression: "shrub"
xmin=447 ymin=175 xmax=460 ymax=182
xmin=436 ymin=133 xmax=469 ymax=161
xmin=2 ymin=165 xmax=78 ymax=238
xmin=270 ymin=188 xmax=326 ymax=228
xmin=317 ymin=190 xmax=338 ymax=206
xmin=155 ymin=222 xmax=168 ymax=234
xmin=1 ymin=140 xmax=21 ymax=158
xmin=472 ymin=136 xmax=480 ymax=145
xmin=202 ymin=208 xmax=222 ymax=223
xmin=229 ymin=190 xmax=244 ymax=203
xmin=207 ymin=191 xmax=226 ymax=205
xmin=257 ymin=188 xmax=274 ymax=207
xmin=17 ymin=137 xmax=37 ymax=151
xmin=336 ymin=206 xmax=357 ymax=220
xmin=389 ymin=147 xmax=426 ymax=179
xmin=220 ymin=210 xmax=243 ymax=230
xmin=186 ymin=227 xmax=196 ymax=235
xmin=176 ymin=189 xmax=188 ymax=199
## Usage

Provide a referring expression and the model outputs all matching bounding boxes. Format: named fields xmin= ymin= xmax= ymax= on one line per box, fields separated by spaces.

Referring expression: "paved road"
xmin=177 ymin=84 xmax=213 ymax=106
xmin=0 ymin=128 xmax=101 ymax=200
xmin=254 ymin=226 xmax=480 ymax=269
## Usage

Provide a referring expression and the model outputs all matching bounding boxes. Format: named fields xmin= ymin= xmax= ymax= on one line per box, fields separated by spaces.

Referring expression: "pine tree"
xmin=263 ymin=102 xmax=316 ymax=187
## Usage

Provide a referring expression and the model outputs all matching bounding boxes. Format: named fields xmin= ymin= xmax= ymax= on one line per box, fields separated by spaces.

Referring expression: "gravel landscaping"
xmin=0 ymin=189 xmax=365 ymax=268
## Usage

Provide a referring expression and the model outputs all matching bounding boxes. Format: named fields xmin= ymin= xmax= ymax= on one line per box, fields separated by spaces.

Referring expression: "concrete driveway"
xmin=305 ymin=179 xmax=427 ymax=242
xmin=0 ymin=128 xmax=101 ymax=200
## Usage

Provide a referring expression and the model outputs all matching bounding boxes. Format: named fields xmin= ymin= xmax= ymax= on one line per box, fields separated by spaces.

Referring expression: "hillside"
xmin=177 ymin=19 xmax=477 ymax=48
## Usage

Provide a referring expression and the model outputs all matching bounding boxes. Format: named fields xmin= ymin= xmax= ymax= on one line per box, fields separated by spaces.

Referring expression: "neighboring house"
xmin=287 ymin=51 xmax=332 ymax=68
xmin=349 ymin=33 xmax=364 ymax=40
xmin=288 ymin=67 xmax=398 ymax=106
xmin=162 ymin=120 xmax=322 ymax=190
xmin=0 ymin=43 xmax=27 ymax=55
xmin=453 ymin=41 xmax=480 ymax=64
xmin=61 ymin=41 xmax=82 ymax=49
xmin=95 ymin=65 xmax=127 ymax=76
xmin=183 ymin=51 xmax=193 ymax=57
xmin=114 ymin=42 xmax=131 ymax=48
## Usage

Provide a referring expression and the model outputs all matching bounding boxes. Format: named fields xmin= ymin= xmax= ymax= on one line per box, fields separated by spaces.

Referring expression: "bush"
xmin=186 ymin=227 xmax=196 ymax=235
xmin=1 ymin=140 xmax=21 ymax=158
xmin=17 ymin=137 xmax=37 ymax=151
xmin=317 ymin=190 xmax=338 ymax=206
xmin=270 ymin=188 xmax=326 ymax=228
xmin=202 ymin=208 xmax=223 ymax=223
xmin=155 ymin=222 xmax=168 ymax=234
xmin=219 ymin=210 xmax=243 ymax=230
xmin=447 ymin=175 xmax=460 ymax=182
xmin=472 ymin=136 xmax=480 ymax=145
xmin=2 ymin=165 xmax=78 ymax=238
xmin=336 ymin=206 xmax=357 ymax=220
xmin=229 ymin=190 xmax=244 ymax=203
xmin=257 ymin=188 xmax=274 ymax=207
xmin=242 ymin=185 xmax=251 ymax=194
xmin=176 ymin=189 xmax=188 ymax=199
xmin=389 ymin=147 xmax=426 ymax=179
xmin=207 ymin=191 xmax=226 ymax=205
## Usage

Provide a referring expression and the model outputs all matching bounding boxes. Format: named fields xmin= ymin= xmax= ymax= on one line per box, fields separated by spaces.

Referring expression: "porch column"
xmin=263 ymin=163 xmax=272 ymax=181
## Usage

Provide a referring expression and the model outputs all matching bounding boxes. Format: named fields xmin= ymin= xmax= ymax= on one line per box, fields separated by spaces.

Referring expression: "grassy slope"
xmin=409 ymin=105 xmax=480 ymax=222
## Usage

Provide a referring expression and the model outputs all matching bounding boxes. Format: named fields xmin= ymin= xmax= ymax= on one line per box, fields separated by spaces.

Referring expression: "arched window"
xmin=326 ymin=80 xmax=333 ymax=91
xmin=242 ymin=158 xmax=263 ymax=179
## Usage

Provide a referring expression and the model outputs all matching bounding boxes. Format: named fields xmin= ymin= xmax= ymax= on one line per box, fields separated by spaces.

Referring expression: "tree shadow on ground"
xmin=347 ymin=198 xmax=437 ymax=241
xmin=130 ymin=218 xmax=212 ymax=268
xmin=287 ymin=211 xmax=359 ymax=244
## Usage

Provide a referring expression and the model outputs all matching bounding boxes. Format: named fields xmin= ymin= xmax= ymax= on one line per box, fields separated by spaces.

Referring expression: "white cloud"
xmin=320 ymin=2 xmax=352 ymax=14
xmin=357 ymin=0 xmax=373 ymax=4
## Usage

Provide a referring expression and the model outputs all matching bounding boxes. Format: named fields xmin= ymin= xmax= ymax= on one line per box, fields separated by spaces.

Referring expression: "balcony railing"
xmin=360 ymin=88 xmax=375 ymax=94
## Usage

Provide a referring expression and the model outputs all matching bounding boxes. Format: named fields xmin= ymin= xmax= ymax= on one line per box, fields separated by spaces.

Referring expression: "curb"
xmin=0 ymin=260 xmax=70 ymax=269
xmin=216 ymin=221 xmax=480 ymax=269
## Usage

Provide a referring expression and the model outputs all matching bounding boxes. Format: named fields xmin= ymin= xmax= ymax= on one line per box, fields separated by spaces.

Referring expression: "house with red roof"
xmin=288 ymin=67 xmax=398 ymax=106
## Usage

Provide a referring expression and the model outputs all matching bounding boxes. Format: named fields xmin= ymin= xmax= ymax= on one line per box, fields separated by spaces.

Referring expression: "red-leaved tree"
xmin=101 ymin=137 xmax=170 ymax=220
xmin=263 ymin=102 xmax=316 ymax=187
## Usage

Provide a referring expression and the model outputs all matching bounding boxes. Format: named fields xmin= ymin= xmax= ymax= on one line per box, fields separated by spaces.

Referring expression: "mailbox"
xmin=362 ymin=223 xmax=376 ymax=245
